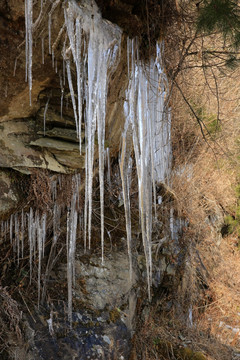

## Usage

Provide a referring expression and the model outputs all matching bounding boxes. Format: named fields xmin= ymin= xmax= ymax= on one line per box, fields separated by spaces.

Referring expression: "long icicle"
xmin=25 ymin=0 xmax=33 ymax=105
xmin=119 ymin=119 xmax=133 ymax=281
xmin=122 ymin=39 xmax=171 ymax=299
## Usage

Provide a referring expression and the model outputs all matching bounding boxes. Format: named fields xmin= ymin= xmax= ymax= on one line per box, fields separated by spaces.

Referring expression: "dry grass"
xmin=0 ymin=286 xmax=23 ymax=358
xmin=197 ymin=234 xmax=240 ymax=349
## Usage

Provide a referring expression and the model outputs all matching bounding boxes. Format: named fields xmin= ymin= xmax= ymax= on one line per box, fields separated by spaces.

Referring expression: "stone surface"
xmin=14 ymin=250 xmax=141 ymax=360
xmin=54 ymin=250 xmax=139 ymax=329
xmin=30 ymin=138 xmax=85 ymax=169
xmin=30 ymin=137 xmax=81 ymax=152
xmin=0 ymin=119 xmax=66 ymax=173
xmin=23 ymin=308 xmax=132 ymax=360
xmin=36 ymin=106 xmax=76 ymax=128
xmin=38 ymin=127 xmax=81 ymax=143
xmin=0 ymin=118 xmax=86 ymax=172
xmin=74 ymin=252 xmax=137 ymax=311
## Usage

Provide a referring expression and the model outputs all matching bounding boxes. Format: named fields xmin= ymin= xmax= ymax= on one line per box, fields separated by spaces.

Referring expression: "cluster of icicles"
xmin=11 ymin=0 xmax=172 ymax=323
xmin=1 ymin=175 xmax=82 ymax=323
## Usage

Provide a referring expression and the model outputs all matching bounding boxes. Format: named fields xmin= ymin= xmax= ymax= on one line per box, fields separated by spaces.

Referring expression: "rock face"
xmin=0 ymin=1 xmax=176 ymax=359
xmin=30 ymin=138 xmax=85 ymax=169
xmin=19 ymin=249 xmax=141 ymax=360
xmin=0 ymin=119 xmax=66 ymax=173
xmin=73 ymin=251 xmax=138 ymax=313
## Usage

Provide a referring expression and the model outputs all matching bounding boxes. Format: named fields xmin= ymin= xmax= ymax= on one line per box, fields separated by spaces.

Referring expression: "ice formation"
xmin=18 ymin=0 xmax=172 ymax=321
xmin=66 ymin=176 xmax=79 ymax=323
xmin=25 ymin=0 xmax=33 ymax=105
xmin=63 ymin=0 xmax=122 ymax=263
xmin=120 ymin=39 xmax=171 ymax=297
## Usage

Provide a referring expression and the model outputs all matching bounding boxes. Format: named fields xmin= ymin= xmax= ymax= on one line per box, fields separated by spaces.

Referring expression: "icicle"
xmin=76 ymin=17 xmax=82 ymax=153
xmin=189 ymin=305 xmax=193 ymax=327
xmin=48 ymin=13 xmax=52 ymax=55
xmin=66 ymin=178 xmax=79 ymax=325
xmin=119 ymin=119 xmax=133 ymax=281
xmin=41 ymin=38 xmax=44 ymax=64
xmin=53 ymin=203 xmax=61 ymax=244
xmin=52 ymin=48 xmax=54 ymax=68
xmin=63 ymin=58 xmax=66 ymax=86
xmin=127 ymin=37 xmax=130 ymax=79
xmin=51 ymin=179 xmax=57 ymax=202
xmin=58 ymin=174 xmax=62 ymax=189
xmin=5 ymin=220 xmax=8 ymax=242
xmin=61 ymin=89 xmax=64 ymax=118
xmin=28 ymin=208 xmax=33 ymax=283
xmin=10 ymin=214 xmax=13 ymax=244
xmin=42 ymin=213 xmax=47 ymax=259
xmin=15 ymin=214 xmax=20 ymax=264
xmin=170 ymin=207 xmax=174 ymax=240
xmin=37 ymin=213 xmax=42 ymax=307
xmin=64 ymin=0 xmax=122 ymax=254
xmin=66 ymin=60 xmax=78 ymax=136
xmin=25 ymin=0 xmax=33 ymax=105
xmin=47 ymin=311 xmax=54 ymax=336
xmin=121 ymin=39 xmax=171 ymax=298
xmin=78 ymin=212 xmax=82 ymax=239
xmin=25 ymin=0 xmax=28 ymax=83
xmin=43 ymin=97 xmax=50 ymax=136
xmin=84 ymin=151 xmax=88 ymax=253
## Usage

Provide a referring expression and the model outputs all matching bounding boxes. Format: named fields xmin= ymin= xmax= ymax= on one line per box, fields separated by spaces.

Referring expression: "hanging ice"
xmin=120 ymin=39 xmax=172 ymax=298
xmin=66 ymin=176 xmax=79 ymax=325
xmin=21 ymin=0 xmax=172 ymax=319
xmin=25 ymin=0 xmax=33 ymax=105
xmin=63 ymin=0 xmax=122 ymax=261
xmin=119 ymin=118 xmax=133 ymax=281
